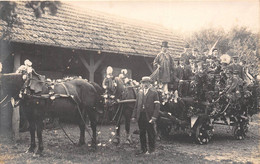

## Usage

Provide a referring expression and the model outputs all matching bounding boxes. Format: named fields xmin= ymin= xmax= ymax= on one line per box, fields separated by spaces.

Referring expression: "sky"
xmin=66 ymin=0 xmax=259 ymax=33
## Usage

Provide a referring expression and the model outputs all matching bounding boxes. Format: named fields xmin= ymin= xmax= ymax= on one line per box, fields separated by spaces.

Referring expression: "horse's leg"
xmin=26 ymin=121 xmax=36 ymax=153
xmin=114 ymin=104 xmax=123 ymax=144
xmin=87 ymin=107 xmax=97 ymax=147
xmin=124 ymin=105 xmax=133 ymax=144
xmin=34 ymin=117 xmax=44 ymax=156
xmin=78 ymin=109 xmax=86 ymax=146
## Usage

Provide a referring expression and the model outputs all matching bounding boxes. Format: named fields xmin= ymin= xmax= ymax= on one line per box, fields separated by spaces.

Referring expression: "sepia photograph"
xmin=0 ymin=0 xmax=259 ymax=163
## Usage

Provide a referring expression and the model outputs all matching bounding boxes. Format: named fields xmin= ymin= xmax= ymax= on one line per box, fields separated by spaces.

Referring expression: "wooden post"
xmin=0 ymin=40 xmax=12 ymax=136
xmin=12 ymin=53 xmax=21 ymax=141
xmin=79 ymin=54 xmax=106 ymax=82
xmin=89 ymin=55 xmax=95 ymax=82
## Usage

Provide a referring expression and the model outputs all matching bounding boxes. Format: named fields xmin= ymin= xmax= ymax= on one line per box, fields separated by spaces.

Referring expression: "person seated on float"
xmin=102 ymin=66 xmax=116 ymax=97
xmin=228 ymin=56 xmax=245 ymax=80
xmin=220 ymin=70 xmax=243 ymax=103
xmin=118 ymin=69 xmax=131 ymax=86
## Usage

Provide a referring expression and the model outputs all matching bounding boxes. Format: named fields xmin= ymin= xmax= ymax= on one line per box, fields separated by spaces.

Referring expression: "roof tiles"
xmin=0 ymin=2 xmax=185 ymax=57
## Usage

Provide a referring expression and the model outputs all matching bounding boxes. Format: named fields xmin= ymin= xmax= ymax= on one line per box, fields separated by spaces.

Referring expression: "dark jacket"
xmin=132 ymin=88 xmax=160 ymax=121
xmin=153 ymin=52 xmax=174 ymax=83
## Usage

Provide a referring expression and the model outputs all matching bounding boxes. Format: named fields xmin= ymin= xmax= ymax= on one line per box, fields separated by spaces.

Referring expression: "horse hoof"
xmin=26 ymin=147 xmax=35 ymax=153
xmin=33 ymin=153 xmax=42 ymax=158
xmin=125 ymin=140 xmax=131 ymax=145
xmin=33 ymin=149 xmax=43 ymax=157
xmin=77 ymin=142 xmax=85 ymax=147
xmin=113 ymin=138 xmax=120 ymax=145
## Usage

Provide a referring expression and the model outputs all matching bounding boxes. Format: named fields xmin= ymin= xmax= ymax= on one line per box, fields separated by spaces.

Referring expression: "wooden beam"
xmin=13 ymin=54 xmax=21 ymax=72
xmin=144 ymin=58 xmax=153 ymax=73
xmin=79 ymin=55 xmax=90 ymax=71
xmin=89 ymin=55 xmax=95 ymax=82
xmin=79 ymin=54 xmax=106 ymax=82
xmin=93 ymin=55 xmax=106 ymax=71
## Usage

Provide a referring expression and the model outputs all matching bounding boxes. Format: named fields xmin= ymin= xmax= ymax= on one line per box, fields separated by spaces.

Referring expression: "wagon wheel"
xmin=194 ymin=121 xmax=213 ymax=145
xmin=232 ymin=121 xmax=248 ymax=140
xmin=160 ymin=124 xmax=171 ymax=138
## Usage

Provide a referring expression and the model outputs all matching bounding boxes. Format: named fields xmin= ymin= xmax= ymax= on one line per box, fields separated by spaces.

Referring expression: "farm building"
xmin=0 ymin=2 xmax=185 ymax=85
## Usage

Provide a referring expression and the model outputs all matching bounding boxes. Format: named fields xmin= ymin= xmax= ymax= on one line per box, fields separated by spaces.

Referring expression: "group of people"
xmin=102 ymin=40 xmax=257 ymax=155
xmin=153 ymin=41 xmax=256 ymax=104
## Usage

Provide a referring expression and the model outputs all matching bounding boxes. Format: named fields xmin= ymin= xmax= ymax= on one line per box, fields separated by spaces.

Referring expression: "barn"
xmin=0 ymin=2 xmax=184 ymax=134
xmin=0 ymin=2 xmax=184 ymax=85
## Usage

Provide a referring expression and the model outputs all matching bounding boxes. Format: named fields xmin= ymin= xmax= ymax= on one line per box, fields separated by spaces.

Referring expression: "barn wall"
xmin=12 ymin=43 xmax=154 ymax=85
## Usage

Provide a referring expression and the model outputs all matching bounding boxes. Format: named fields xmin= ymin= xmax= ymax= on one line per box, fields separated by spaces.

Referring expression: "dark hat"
xmin=203 ymin=48 xmax=209 ymax=52
xmin=215 ymin=74 xmax=221 ymax=78
xmin=212 ymin=48 xmax=218 ymax=52
xmin=174 ymin=57 xmax=180 ymax=61
xmin=226 ymin=69 xmax=233 ymax=74
xmin=193 ymin=48 xmax=199 ymax=52
xmin=141 ymin=76 xmax=152 ymax=83
xmin=189 ymin=56 xmax=196 ymax=60
xmin=161 ymin=41 xmax=168 ymax=48
xmin=184 ymin=43 xmax=190 ymax=48
xmin=233 ymin=70 xmax=239 ymax=74
xmin=233 ymin=56 xmax=239 ymax=59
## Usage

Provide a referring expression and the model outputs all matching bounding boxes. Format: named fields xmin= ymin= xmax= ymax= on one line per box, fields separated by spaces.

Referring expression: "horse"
xmin=0 ymin=70 xmax=104 ymax=156
xmin=103 ymin=77 xmax=137 ymax=144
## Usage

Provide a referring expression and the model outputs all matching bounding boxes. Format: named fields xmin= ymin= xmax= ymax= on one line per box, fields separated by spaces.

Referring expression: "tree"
xmin=186 ymin=26 xmax=259 ymax=76
xmin=0 ymin=1 xmax=61 ymax=40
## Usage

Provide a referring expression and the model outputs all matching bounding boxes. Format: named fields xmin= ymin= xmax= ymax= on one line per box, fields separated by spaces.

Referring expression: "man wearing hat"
xmin=153 ymin=41 xmax=174 ymax=94
xmin=132 ymin=76 xmax=160 ymax=155
xmin=171 ymin=57 xmax=181 ymax=91
xmin=180 ymin=44 xmax=193 ymax=65
xmin=221 ymin=70 xmax=243 ymax=103
xmin=229 ymin=56 xmax=245 ymax=80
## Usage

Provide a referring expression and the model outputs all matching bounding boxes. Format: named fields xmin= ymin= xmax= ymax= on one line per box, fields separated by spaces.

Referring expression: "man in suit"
xmin=132 ymin=76 xmax=160 ymax=155
xmin=153 ymin=41 xmax=174 ymax=94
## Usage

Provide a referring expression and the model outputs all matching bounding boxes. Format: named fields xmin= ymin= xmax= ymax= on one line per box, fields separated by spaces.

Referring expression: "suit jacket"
xmin=132 ymin=88 xmax=160 ymax=121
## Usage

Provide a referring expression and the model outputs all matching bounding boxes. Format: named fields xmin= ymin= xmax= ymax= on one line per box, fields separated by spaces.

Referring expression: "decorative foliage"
xmin=186 ymin=26 xmax=259 ymax=77
xmin=25 ymin=1 xmax=61 ymax=18
xmin=0 ymin=1 xmax=60 ymax=40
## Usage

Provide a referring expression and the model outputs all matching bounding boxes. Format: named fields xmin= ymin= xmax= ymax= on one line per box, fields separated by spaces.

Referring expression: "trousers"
xmin=138 ymin=112 xmax=156 ymax=152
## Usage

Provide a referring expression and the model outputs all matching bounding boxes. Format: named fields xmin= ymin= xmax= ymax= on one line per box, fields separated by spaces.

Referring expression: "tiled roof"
xmin=0 ymin=2 xmax=185 ymax=58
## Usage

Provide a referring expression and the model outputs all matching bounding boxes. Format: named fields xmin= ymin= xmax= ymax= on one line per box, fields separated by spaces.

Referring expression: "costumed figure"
xmin=16 ymin=59 xmax=34 ymax=98
xmin=102 ymin=66 xmax=116 ymax=97
xmin=153 ymin=41 xmax=174 ymax=94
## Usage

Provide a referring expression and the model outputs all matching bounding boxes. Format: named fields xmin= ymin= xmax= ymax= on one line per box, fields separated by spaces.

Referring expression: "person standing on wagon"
xmin=132 ymin=76 xmax=160 ymax=155
xmin=153 ymin=41 xmax=174 ymax=94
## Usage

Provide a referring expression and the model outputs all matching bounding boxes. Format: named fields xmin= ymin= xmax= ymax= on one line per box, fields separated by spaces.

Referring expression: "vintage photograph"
xmin=0 ymin=0 xmax=259 ymax=163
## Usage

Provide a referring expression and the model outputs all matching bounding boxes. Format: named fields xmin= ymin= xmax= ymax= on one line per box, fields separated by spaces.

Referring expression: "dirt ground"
xmin=0 ymin=114 xmax=259 ymax=164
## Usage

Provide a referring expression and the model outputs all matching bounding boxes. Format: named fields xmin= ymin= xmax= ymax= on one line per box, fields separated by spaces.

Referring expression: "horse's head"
xmin=103 ymin=77 xmax=125 ymax=109
xmin=0 ymin=73 xmax=24 ymax=98
xmin=88 ymin=81 xmax=105 ymax=113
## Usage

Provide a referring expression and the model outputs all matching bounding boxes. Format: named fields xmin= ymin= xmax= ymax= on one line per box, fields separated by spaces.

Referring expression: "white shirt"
xmin=144 ymin=88 xmax=149 ymax=95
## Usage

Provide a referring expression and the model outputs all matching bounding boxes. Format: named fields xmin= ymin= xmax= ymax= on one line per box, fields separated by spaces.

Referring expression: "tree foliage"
xmin=186 ymin=26 xmax=259 ymax=76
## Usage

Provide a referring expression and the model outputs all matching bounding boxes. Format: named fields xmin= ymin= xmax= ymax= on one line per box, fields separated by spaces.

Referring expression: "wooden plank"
xmin=79 ymin=55 xmax=90 ymax=71
xmin=13 ymin=54 xmax=21 ymax=72
xmin=93 ymin=55 xmax=106 ymax=71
